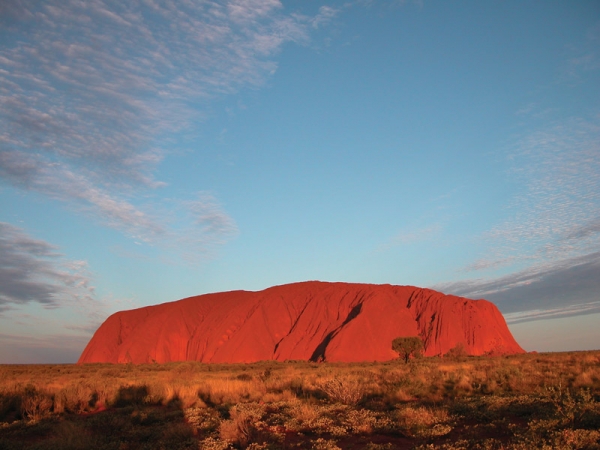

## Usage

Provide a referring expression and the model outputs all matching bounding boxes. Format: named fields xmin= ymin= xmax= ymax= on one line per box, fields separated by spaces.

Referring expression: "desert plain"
xmin=1 ymin=351 xmax=599 ymax=449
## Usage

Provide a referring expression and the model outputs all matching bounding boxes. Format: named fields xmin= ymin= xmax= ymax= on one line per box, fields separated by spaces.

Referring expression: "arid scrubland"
xmin=0 ymin=351 xmax=599 ymax=449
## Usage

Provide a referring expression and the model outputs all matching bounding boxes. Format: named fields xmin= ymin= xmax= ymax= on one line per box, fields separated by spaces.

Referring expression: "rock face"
xmin=78 ymin=281 xmax=524 ymax=364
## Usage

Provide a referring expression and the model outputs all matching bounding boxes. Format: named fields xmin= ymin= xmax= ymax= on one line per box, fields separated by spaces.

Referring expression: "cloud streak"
xmin=174 ymin=192 xmax=240 ymax=262
xmin=0 ymin=151 xmax=166 ymax=242
xmin=443 ymin=115 xmax=600 ymax=323
xmin=432 ymin=21 xmax=600 ymax=327
xmin=0 ymin=223 xmax=142 ymax=362
xmin=473 ymin=117 xmax=600 ymax=271
xmin=503 ymin=301 xmax=600 ymax=325
xmin=0 ymin=222 xmax=94 ymax=308
xmin=376 ymin=224 xmax=442 ymax=253
xmin=436 ymin=251 xmax=600 ymax=322
xmin=0 ymin=0 xmax=327 ymax=257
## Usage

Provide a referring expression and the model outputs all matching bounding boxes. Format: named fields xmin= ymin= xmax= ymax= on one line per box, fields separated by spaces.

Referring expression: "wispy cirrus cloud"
xmin=0 ymin=0 xmax=331 ymax=257
xmin=171 ymin=192 xmax=240 ymax=262
xmin=311 ymin=6 xmax=339 ymax=29
xmin=436 ymin=116 xmax=600 ymax=324
xmin=187 ymin=193 xmax=239 ymax=240
xmin=0 ymin=222 xmax=94 ymax=308
xmin=0 ymin=222 xmax=140 ymax=362
xmin=376 ymin=224 xmax=442 ymax=253
xmin=446 ymin=25 xmax=600 ymax=324
xmin=0 ymin=152 xmax=167 ymax=243
xmin=560 ymin=21 xmax=600 ymax=82
xmin=436 ymin=251 xmax=600 ymax=321
xmin=503 ymin=301 xmax=600 ymax=325
xmin=0 ymin=212 xmax=231 ymax=363
xmin=464 ymin=117 xmax=600 ymax=274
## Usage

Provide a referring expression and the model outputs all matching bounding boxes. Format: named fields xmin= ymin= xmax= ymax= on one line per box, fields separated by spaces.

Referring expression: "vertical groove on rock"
xmin=309 ymin=302 xmax=363 ymax=362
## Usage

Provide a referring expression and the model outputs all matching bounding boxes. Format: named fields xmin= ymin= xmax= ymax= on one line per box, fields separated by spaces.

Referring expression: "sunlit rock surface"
xmin=78 ymin=281 xmax=524 ymax=364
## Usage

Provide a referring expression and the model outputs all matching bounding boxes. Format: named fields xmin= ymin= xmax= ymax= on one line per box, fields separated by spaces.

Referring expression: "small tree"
xmin=444 ymin=342 xmax=468 ymax=360
xmin=392 ymin=336 xmax=424 ymax=363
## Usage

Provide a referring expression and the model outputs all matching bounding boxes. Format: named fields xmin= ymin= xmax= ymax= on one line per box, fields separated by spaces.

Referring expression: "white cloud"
xmin=227 ymin=0 xmax=282 ymax=24
xmin=0 ymin=0 xmax=327 ymax=258
xmin=312 ymin=6 xmax=339 ymax=29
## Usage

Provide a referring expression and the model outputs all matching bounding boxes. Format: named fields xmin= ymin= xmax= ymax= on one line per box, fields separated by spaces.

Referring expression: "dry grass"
xmin=0 ymin=351 xmax=598 ymax=449
xmin=317 ymin=377 xmax=365 ymax=405
xmin=219 ymin=408 xmax=256 ymax=447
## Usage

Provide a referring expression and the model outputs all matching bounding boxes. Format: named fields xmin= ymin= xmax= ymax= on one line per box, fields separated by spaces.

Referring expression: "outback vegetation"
xmin=0 ymin=351 xmax=599 ymax=449
xmin=392 ymin=337 xmax=424 ymax=364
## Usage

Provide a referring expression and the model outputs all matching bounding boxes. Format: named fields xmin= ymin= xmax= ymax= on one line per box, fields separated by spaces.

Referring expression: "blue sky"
xmin=1 ymin=0 xmax=599 ymax=363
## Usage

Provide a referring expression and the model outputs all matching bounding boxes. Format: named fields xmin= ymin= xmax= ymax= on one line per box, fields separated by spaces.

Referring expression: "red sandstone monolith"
xmin=78 ymin=281 xmax=524 ymax=364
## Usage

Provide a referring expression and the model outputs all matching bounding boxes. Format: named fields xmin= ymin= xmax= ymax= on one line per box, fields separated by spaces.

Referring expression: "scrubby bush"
xmin=397 ymin=406 xmax=452 ymax=437
xmin=318 ymin=377 xmax=365 ymax=405
xmin=392 ymin=336 xmax=424 ymax=363
xmin=219 ymin=407 xmax=261 ymax=448
xmin=20 ymin=390 xmax=52 ymax=421
xmin=444 ymin=342 xmax=468 ymax=360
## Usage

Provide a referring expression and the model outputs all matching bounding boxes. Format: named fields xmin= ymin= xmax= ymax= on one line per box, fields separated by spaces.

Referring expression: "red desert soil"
xmin=78 ymin=281 xmax=524 ymax=364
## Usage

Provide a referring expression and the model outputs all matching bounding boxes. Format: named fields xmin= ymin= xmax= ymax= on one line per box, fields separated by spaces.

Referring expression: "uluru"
xmin=78 ymin=281 xmax=524 ymax=364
